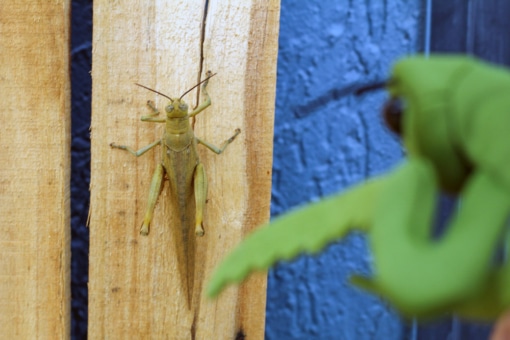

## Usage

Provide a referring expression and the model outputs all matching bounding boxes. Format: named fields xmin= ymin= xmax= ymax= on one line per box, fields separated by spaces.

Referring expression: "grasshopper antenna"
xmin=179 ymin=72 xmax=217 ymax=100
xmin=135 ymin=83 xmax=174 ymax=102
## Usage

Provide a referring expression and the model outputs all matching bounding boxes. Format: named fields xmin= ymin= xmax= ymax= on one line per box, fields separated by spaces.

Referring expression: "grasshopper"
xmin=111 ymin=71 xmax=240 ymax=306
xmin=111 ymin=71 xmax=240 ymax=237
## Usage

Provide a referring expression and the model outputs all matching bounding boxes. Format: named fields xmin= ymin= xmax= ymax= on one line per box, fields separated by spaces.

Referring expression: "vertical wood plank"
xmin=430 ymin=0 xmax=469 ymax=53
xmin=430 ymin=0 xmax=510 ymax=67
xmin=89 ymin=0 xmax=280 ymax=338
xmin=467 ymin=0 xmax=510 ymax=66
xmin=0 ymin=1 xmax=71 ymax=339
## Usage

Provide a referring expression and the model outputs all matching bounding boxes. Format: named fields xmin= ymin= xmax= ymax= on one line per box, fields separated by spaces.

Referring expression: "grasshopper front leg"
xmin=196 ymin=128 xmax=241 ymax=154
xmin=188 ymin=70 xmax=213 ymax=118
xmin=141 ymin=100 xmax=166 ymax=123
xmin=109 ymin=139 xmax=162 ymax=157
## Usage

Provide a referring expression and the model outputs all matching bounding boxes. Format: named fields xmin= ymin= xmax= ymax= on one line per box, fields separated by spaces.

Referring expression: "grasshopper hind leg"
xmin=140 ymin=163 xmax=165 ymax=235
xmin=193 ymin=163 xmax=207 ymax=236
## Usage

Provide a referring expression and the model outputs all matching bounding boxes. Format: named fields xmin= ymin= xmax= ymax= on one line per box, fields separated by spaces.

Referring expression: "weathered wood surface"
xmin=89 ymin=0 xmax=280 ymax=338
xmin=0 ymin=1 xmax=71 ymax=339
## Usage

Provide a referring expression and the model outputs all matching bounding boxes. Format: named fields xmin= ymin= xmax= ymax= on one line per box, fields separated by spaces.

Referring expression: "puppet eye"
xmin=383 ymin=97 xmax=404 ymax=135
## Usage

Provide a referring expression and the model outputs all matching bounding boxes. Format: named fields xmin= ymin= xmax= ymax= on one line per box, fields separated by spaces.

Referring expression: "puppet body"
xmin=207 ymin=55 xmax=510 ymax=320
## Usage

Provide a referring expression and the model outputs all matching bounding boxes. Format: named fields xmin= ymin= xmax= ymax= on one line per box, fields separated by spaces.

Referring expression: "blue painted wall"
xmin=70 ymin=0 xmax=499 ymax=339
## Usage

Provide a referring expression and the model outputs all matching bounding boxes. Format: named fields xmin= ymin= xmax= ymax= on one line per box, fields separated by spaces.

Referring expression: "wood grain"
xmin=89 ymin=0 xmax=280 ymax=338
xmin=0 ymin=1 xmax=71 ymax=339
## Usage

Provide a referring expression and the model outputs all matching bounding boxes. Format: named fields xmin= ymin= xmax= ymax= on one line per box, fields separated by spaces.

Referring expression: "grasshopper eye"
xmin=179 ymin=103 xmax=188 ymax=111
xmin=383 ymin=97 xmax=403 ymax=135
xmin=165 ymin=105 xmax=174 ymax=113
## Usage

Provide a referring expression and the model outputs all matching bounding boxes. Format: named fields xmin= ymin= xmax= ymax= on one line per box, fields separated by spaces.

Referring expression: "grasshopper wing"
xmin=207 ymin=177 xmax=387 ymax=297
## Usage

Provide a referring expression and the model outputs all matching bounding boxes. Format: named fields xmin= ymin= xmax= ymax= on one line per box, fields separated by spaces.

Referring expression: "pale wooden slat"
xmin=0 ymin=1 xmax=71 ymax=339
xmin=89 ymin=0 xmax=280 ymax=338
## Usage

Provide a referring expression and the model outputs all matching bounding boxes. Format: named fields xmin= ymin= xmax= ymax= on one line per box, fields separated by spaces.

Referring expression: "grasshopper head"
xmin=165 ymin=99 xmax=189 ymax=118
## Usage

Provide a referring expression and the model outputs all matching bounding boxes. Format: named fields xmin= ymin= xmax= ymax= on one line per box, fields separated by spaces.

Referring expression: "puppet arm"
xmin=207 ymin=176 xmax=387 ymax=297
xmin=352 ymin=159 xmax=510 ymax=318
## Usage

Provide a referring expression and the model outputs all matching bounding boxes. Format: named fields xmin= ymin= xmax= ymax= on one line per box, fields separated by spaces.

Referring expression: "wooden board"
xmin=0 ymin=1 xmax=71 ymax=338
xmin=89 ymin=0 xmax=280 ymax=338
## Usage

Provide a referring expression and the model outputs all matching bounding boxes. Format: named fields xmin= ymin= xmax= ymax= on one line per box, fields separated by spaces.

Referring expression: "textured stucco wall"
xmin=265 ymin=1 xmax=421 ymax=339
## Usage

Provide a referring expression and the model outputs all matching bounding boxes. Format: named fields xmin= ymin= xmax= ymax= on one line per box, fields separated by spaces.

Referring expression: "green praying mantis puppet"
xmin=207 ymin=55 xmax=510 ymax=320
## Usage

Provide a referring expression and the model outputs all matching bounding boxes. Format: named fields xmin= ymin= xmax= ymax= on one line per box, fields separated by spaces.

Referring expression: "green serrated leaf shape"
xmin=207 ymin=177 xmax=387 ymax=297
